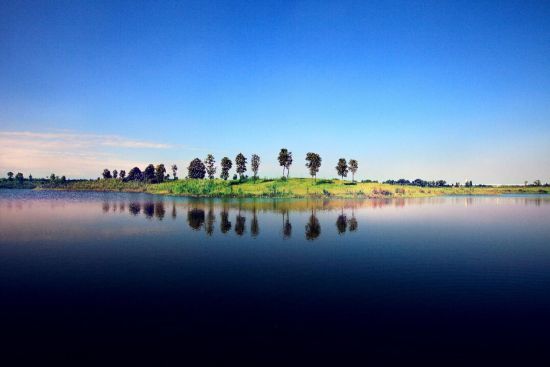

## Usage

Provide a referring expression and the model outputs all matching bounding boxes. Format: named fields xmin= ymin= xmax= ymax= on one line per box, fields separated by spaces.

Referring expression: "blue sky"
xmin=1 ymin=0 xmax=549 ymax=183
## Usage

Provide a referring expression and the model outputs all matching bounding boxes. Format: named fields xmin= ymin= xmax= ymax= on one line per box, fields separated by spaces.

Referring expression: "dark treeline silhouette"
xmin=384 ymin=178 xmax=452 ymax=187
xmin=100 ymin=163 xmax=173 ymax=183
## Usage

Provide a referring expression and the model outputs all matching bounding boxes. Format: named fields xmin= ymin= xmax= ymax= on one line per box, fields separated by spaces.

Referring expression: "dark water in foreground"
xmin=1 ymin=190 xmax=550 ymax=363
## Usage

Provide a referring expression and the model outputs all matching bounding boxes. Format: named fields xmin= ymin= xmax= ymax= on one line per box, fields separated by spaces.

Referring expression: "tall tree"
xmin=7 ymin=172 xmax=14 ymax=180
xmin=171 ymin=164 xmax=178 ymax=180
xmin=188 ymin=158 xmax=206 ymax=179
xmin=305 ymin=152 xmax=322 ymax=180
xmin=50 ymin=173 xmax=57 ymax=181
xmin=119 ymin=170 xmax=126 ymax=180
xmin=335 ymin=158 xmax=348 ymax=180
xmin=348 ymin=159 xmax=358 ymax=182
xmin=155 ymin=164 xmax=166 ymax=183
xmin=205 ymin=154 xmax=216 ymax=179
xmin=278 ymin=148 xmax=293 ymax=178
xmin=15 ymin=172 xmax=24 ymax=183
xmin=143 ymin=164 xmax=155 ymax=182
xmin=127 ymin=167 xmax=142 ymax=181
xmin=235 ymin=153 xmax=247 ymax=179
xmin=220 ymin=157 xmax=232 ymax=180
xmin=251 ymin=154 xmax=260 ymax=179
xmin=112 ymin=169 xmax=118 ymax=179
xmin=102 ymin=169 xmax=112 ymax=179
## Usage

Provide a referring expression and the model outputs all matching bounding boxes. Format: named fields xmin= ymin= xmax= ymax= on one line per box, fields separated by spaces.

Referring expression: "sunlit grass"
xmin=46 ymin=177 xmax=550 ymax=198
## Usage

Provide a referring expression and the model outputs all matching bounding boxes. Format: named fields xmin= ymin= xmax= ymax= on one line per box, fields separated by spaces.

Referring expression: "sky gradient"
xmin=1 ymin=0 xmax=549 ymax=184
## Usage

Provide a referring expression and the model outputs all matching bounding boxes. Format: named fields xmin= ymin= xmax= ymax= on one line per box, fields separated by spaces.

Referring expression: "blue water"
xmin=1 ymin=190 xmax=550 ymax=364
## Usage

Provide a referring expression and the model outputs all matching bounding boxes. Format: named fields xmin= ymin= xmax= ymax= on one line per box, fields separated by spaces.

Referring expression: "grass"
xmin=35 ymin=177 xmax=550 ymax=198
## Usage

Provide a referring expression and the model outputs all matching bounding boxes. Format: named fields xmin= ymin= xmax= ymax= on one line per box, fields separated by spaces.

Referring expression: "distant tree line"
xmin=384 ymin=178 xmax=453 ymax=187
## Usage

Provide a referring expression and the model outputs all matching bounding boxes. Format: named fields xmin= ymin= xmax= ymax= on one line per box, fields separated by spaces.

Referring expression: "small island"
xmin=2 ymin=149 xmax=548 ymax=198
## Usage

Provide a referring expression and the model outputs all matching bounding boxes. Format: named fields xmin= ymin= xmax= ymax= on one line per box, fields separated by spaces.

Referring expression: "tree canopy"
xmin=251 ymin=154 xmax=260 ymax=179
xmin=278 ymin=148 xmax=293 ymax=177
xmin=348 ymin=159 xmax=358 ymax=182
xmin=305 ymin=152 xmax=322 ymax=180
xmin=235 ymin=153 xmax=247 ymax=178
xmin=205 ymin=154 xmax=216 ymax=179
xmin=336 ymin=158 xmax=348 ymax=180
xmin=188 ymin=158 xmax=206 ymax=179
xmin=220 ymin=157 xmax=232 ymax=180
xmin=143 ymin=164 xmax=155 ymax=182
xmin=155 ymin=164 xmax=166 ymax=183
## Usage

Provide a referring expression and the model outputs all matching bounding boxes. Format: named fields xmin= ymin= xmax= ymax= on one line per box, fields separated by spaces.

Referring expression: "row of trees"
xmin=185 ymin=149 xmax=359 ymax=181
xmin=384 ymin=178 xmax=451 ymax=187
xmin=4 ymin=172 xmax=64 ymax=183
xmin=102 ymin=164 xmax=179 ymax=183
xmin=101 ymin=149 xmax=360 ymax=182
xmin=187 ymin=153 xmax=261 ymax=180
xmin=5 ymin=171 xmax=25 ymax=183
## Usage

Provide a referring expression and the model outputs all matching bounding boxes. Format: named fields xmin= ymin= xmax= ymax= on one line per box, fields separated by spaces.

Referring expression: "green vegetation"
xmin=32 ymin=177 xmax=550 ymax=198
xmin=2 ymin=149 xmax=548 ymax=198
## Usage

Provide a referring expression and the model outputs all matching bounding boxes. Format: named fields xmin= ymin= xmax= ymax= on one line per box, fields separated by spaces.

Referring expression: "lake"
xmin=1 ymin=190 xmax=550 ymax=363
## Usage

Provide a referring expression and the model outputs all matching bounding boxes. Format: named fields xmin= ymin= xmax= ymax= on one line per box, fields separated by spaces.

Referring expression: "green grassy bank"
xmin=31 ymin=178 xmax=550 ymax=198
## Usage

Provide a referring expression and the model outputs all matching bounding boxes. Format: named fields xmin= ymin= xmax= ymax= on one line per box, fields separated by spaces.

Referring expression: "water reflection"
xmin=188 ymin=208 xmax=205 ymax=230
xmin=251 ymin=209 xmax=259 ymax=237
xmin=305 ymin=212 xmax=321 ymax=240
xmin=220 ymin=210 xmax=232 ymax=233
xmin=143 ymin=201 xmax=154 ymax=219
xmin=86 ymin=195 xmax=550 ymax=240
xmin=129 ymin=202 xmax=141 ymax=215
xmin=282 ymin=210 xmax=292 ymax=239
xmin=205 ymin=207 xmax=215 ymax=236
xmin=235 ymin=213 xmax=246 ymax=236
xmin=336 ymin=213 xmax=347 ymax=235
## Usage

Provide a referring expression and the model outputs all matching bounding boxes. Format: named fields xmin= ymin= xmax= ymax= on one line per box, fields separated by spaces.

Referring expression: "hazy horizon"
xmin=1 ymin=1 xmax=549 ymax=184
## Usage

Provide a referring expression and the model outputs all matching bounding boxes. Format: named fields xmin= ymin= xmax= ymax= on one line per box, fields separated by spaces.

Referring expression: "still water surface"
xmin=1 ymin=190 xmax=550 ymax=363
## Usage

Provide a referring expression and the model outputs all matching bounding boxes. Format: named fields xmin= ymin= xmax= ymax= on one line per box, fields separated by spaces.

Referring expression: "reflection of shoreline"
xmin=93 ymin=195 xmax=550 ymax=240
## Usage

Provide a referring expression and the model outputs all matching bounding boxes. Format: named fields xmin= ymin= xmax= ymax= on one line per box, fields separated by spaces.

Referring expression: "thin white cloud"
xmin=0 ymin=131 xmax=172 ymax=149
xmin=0 ymin=130 xmax=174 ymax=178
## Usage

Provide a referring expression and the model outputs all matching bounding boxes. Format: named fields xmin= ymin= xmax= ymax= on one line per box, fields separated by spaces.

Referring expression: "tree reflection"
xmin=102 ymin=201 xmax=110 ymax=213
xmin=305 ymin=212 xmax=321 ymax=240
xmin=251 ymin=209 xmax=259 ymax=237
xmin=235 ymin=213 xmax=246 ymax=236
xmin=205 ymin=207 xmax=215 ymax=236
xmin=282 ymin=210 xmax=292 ymax=239
xmin=155 ymin=201 xmax=165 ymax=220
xmin=336 ymin=212 xmax=347 ymax=234
xmin=171 ymin=202 xmax=177 ymax=219
xmin=220 ymin=210 xmax=232 ymax=233
xmin=143 ymin=201 xmax=154 ymax=219
xmin=348 ymin=208 xmax=358 ymax=232
xmin=129 ymin=202 xmax=141 ymax=215
xmin=348 ymin=216 xmax=358 ymax=232
xmin=188 ymin=208 xmax=205 ymax=230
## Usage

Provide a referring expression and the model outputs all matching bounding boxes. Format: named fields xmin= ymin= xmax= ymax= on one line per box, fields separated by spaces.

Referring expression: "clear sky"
xmin=1 ymin=0 xmax=549 ymax=184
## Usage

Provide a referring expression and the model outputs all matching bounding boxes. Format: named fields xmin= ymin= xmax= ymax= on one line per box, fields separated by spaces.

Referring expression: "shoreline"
xmin=14 ymin=177 xmax=549 ymax=199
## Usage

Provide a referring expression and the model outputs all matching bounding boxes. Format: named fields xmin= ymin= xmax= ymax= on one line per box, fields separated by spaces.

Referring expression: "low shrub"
xmin=315 ymin=179 xmax=333 ymax=185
